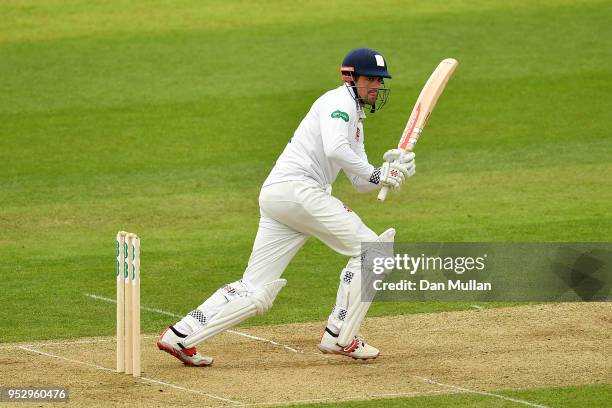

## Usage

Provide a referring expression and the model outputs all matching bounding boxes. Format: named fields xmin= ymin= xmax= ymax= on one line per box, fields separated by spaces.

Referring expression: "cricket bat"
xmin=377 ymin=58 xmax=458 ymax=201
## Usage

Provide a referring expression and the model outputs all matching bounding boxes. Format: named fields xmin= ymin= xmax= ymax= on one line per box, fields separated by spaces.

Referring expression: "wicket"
xmin=116 ymin=231 xmax=141 ymax=377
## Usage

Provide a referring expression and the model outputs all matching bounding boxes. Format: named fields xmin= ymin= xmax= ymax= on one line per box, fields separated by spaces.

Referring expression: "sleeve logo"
xmin=331 ymin=110 xmax=350 ymax=122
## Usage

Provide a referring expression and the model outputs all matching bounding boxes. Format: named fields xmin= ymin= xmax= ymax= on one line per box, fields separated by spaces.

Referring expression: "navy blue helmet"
xmin=341 ymin=48 xmax=392 ymax=80
xmin=340 ymin=48 xmax=391 ymax=113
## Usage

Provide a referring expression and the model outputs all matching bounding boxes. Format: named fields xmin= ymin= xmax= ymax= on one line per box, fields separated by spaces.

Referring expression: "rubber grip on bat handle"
xmin=377 ymin=185 xmax=389 ymax=201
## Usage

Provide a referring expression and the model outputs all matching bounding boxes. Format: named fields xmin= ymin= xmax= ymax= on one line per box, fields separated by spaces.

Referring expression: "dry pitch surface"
xmin=0 ymin=303 xmax=609 ymax=407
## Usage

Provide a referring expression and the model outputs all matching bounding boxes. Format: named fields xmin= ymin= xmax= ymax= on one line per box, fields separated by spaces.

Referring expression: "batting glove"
xmin=379 ymin=154 xmax=416 ymax=191
xmin=383 ymin=149 xmax=415 ymax=164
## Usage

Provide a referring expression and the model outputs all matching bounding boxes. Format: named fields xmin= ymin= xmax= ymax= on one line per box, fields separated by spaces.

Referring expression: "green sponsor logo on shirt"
xmin=331 ymin=110 xmax=349 ymax=122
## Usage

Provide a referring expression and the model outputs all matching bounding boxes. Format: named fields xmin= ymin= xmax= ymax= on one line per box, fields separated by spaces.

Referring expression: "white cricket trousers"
xmin=243 ymin=179 xmax=378 ymax=286
xmin=176 ymin=179 xmax=379 ymax=339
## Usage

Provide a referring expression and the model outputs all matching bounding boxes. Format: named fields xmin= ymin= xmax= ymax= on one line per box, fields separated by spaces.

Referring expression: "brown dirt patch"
xmin=0 ymin=303 xmax=609 ymax=407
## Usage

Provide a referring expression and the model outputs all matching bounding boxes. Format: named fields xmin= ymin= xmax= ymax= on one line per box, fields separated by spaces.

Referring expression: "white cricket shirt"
xmin=263 ymin=85 xmax=376 ymax=189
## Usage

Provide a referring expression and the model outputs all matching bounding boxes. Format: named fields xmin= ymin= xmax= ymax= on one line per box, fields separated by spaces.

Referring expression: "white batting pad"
xmin=337 ymin=228 xmax=395 ymax=346
xmin=183 ymin=279 xmax=286 ymax=347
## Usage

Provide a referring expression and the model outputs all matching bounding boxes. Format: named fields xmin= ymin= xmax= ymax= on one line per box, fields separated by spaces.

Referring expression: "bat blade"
xmin=378 ymin=58 xmax=458 ymax=202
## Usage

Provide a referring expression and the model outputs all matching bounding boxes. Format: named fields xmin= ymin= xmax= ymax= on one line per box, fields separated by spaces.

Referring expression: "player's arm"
xmin=321 ymin=102 xmax=414 ymax=190
xmin=344 ymin=142 xmax=380 ymax=193
xmin=327 ymin=143 xmax=377 ymax=182
xmin=321 ymin=104 xmax=378 ymax=182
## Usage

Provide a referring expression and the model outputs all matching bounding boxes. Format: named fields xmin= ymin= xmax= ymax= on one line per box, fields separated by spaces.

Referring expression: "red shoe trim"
xmin=157 ymin=341 xmax=212 ymax=367
xmin=342 ymin=338 xmax=360 ymax=353
xmin=181 ymin=347 xmax=197 ymax=357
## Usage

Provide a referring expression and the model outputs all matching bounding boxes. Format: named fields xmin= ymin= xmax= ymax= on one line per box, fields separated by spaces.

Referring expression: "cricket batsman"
xmin=157 ymin=48 xmax=416 ymax=365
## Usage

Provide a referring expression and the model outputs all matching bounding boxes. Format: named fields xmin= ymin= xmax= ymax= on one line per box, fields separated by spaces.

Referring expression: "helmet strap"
xmin=344 ymin=77 xmax=363 ymax=111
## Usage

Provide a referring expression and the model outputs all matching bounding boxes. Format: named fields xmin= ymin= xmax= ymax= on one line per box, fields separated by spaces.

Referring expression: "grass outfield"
xmin=1 ymin=0 xmax=610 ymax=406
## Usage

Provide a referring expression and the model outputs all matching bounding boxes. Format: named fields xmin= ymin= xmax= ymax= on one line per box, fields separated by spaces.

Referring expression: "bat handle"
xmin=377 ymin=186 xmax=390 ymax=201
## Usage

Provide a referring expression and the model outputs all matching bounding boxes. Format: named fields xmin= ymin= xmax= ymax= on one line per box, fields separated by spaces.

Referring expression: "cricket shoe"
xmin=156 ymin=326 xmax=213 ymax=367
xmin=317 ymin=327 xmax=380 ymax=360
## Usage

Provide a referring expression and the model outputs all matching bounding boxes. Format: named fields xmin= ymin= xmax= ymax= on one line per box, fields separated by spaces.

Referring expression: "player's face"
xmin=354 ymin=76 xmax=384 ymax=105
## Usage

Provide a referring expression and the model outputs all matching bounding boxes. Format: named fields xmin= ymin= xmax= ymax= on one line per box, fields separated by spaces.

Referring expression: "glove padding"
xmin=383 ymin=149 xmax=416 ymax=164
xmin=379 ymin=150 xmax=416 ymax=191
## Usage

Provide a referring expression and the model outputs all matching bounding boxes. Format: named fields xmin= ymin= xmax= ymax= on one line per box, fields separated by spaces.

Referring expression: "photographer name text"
xmin=373 ymin=279 xmax=492 ymax=291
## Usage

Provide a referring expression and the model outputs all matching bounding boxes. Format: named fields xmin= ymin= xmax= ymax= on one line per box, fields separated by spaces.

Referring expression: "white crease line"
xmin=0 ymin=339 xmax=105 ymax=350
xmin=18 ymin=346 xmax=241 ymax=405
xmin=19 ymin=346 xmax=116 ymax=372
xmin=227 ymin=330 xmax=301 ymax=354
xmin=413 ymin=375 xmax=550 ymax=408
xmin=304 ymin=350 xmax=549 ymax=408
xmin=374 ymin=390 xmax=450 ymax=398
xmin=84 ymin=293 xmax=302 ymax=353
xmin=11 ymin=334 xmax=547 ymax=407
xmin=0 ymin=335 xmax=158 ymax=350
xmin=471 ymin=305 xmax=484 ymax=310
xmin=227 ymin=390 xmax=448 ymax=407
xmin=139 ymin=377 xmax=240 ymax=405
xmin=85 ymin=293 xmax=182 ymax=318
xmin=15 ymin=344 xmax=547 ymax=408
